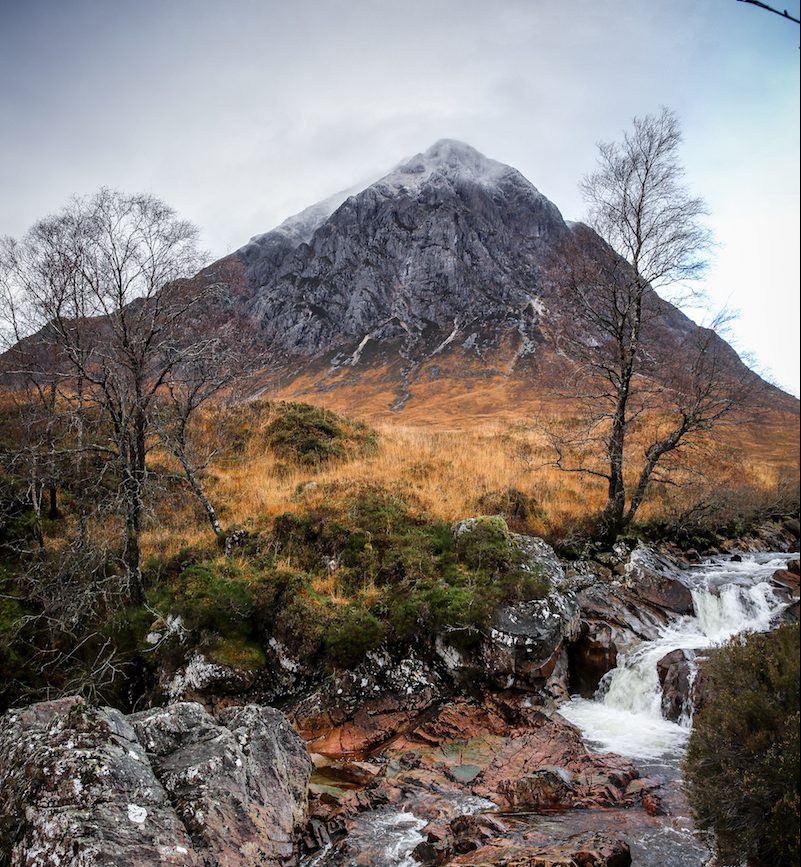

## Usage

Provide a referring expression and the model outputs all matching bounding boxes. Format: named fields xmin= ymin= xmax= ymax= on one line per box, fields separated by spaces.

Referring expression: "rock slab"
xmin=0 ymin=696 xmax=311 ymax=867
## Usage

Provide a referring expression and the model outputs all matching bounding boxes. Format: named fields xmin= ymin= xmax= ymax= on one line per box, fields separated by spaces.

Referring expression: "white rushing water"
xmin=559 ymin=552 xmax=795 ymax=760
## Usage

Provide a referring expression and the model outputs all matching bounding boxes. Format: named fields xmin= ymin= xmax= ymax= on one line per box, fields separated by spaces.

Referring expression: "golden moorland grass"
xmin=141 ymin=399 xmax=800 ymax=558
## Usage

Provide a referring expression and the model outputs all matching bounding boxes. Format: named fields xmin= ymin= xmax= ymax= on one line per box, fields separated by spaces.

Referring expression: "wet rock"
xmin=290 ymin=649 xmax=444 ymax=755
xmin=415 ymin=813 xmax=511 ymax=863
xmin=727 ymin=519 xmax=800 ymax=553
xmin=771 ymin=567 xmax=801 ymax=622
xmin=771 ymin=567 xmax=800 ymax=597
xmin=447 ymin=831 xmax=632 ymax=866
xmin=482 ymin=589 xmax=580 ymax=697
xmin=0 ymin=696 xmax=311 ymax=867
xmin=568 ymin=621 xmax=619 ymax=697
xmin=656 ymin=649 xmax=695 ymax=722
xmin=787 ymin=558 xmax=800 ymax=576
xmin=498 ymin=767 xmax=574 ymax=811
xmin=625 ymin=543 xmax=694 ymax=615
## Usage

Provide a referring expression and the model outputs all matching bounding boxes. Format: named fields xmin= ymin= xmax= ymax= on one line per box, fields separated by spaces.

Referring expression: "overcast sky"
xmin=1 ymin=0 xmax=799 ymax=394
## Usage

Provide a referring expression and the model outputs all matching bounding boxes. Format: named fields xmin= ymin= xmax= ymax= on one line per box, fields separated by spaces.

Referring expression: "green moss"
xmin=208 ymin=637 xmax=266 ymax=671
xmin=156 ymin=561 xmax=255 ymax=633
xmin=274 ymin=593 xmax=329 ymax=660
xmin=323 ymin=605 xmax=386 ymax=669
xmin=134 ymin=493 xmax=549 ymax=679
xmin=454 ymin=516 xmax=516 ymax=573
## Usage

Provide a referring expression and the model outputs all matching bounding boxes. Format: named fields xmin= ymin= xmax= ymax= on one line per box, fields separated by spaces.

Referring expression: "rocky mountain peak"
xmin=380 ymin=139 xmax=514 ymax=190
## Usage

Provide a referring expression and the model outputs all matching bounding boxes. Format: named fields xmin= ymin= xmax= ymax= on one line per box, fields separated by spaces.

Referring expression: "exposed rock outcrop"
xmin=0 ymin=697 xmax=311 ymax=866
xmin=624 ymin=543 xmax=695 ymax=615
xmin=445 ymin=832 xmax=633 ymax=866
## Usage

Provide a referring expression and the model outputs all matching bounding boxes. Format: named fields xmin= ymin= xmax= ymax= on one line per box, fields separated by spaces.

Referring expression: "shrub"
xmin=273 ymin=592 xmax=329 ymax=661
xmin=323 ymin=604 xmax=386 ymax=669
xmin=158 ymin=561 xmax=254 ymax=634
xmin=475 ymin=488 xmax=545 ymax=529
xmin=0 ymin=589 xmax=33 ymax=706
xmin=265 ymin=402 xmax=377 ymax=467
xmin=685 ymin=624 xmax=800 ymax=867
xmin=454 ymin=516 xmax=517 ymax=573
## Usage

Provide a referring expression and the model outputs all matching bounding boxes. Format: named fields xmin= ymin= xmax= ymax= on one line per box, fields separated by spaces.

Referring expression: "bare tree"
xmin=545 ymin=108 xmax=749 ymax=542
xmin=1 ymin=189 xmax=209 ymax=603
xmin=155 ymin=347 xmax=244 ymax=538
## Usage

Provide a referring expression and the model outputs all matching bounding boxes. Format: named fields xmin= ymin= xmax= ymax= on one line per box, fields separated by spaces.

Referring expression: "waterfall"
xmin=560 ymin=553 xmax=794 ymax=760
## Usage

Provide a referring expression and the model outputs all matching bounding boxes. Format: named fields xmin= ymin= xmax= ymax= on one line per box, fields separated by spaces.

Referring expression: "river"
xmin=558 ymin=550 xmax=796 ymax=865
xmin=305 ymin=551 xmax=796 ymax=866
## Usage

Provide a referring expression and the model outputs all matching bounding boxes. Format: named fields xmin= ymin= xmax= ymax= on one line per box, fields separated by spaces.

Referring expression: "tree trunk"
xmin=600 ymin=389 xmax=628 ymax=542
xmin=184 ymin=462 xmax=223 ymax=537
xmin=47 ymin=482 xmax=59 ymax=520
xmin=122 ymin=413 xmax=147 ymax=605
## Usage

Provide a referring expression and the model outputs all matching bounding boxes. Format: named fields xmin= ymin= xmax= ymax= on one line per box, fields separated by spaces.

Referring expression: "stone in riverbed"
xmin=656 ymin=648 xmax=695 ymax=722
xmin=624 ymin=543 xmax=694 ymax=615
xmin=446 ymin=831 xmax=632 ymax=866
xmin=498 ymin=767 xmax=574 ymax=811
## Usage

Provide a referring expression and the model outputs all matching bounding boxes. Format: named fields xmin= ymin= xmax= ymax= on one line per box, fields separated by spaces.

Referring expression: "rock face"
xmin=0 ymin=697 xmax=311 ymax=867
xmin=478 ymin=532 xmax=580 ymax=698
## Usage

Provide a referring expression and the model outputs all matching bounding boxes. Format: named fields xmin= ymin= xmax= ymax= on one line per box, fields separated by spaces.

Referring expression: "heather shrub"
xmin=685 ymin=624 xmax=800 ymax=867
xmin=323 ymin=604 xmax=386 ymax=668
xmin=265 ymin=401 xmax=377 ymax=467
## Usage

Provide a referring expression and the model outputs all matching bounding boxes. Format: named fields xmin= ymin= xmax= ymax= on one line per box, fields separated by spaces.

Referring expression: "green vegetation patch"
xmin=273 ymin=490 xmax=550 ymax=657
xmin=685 ymin=624 xmax=800 ymax=867
xmin=265 ymin=402 xmax=377 ymax=467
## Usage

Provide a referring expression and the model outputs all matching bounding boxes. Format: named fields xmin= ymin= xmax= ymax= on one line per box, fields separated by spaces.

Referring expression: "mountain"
xmin=184 ymin=139 xmax=789 ymax=424
xmin=3 ymin=139 xmax=796 ymax=426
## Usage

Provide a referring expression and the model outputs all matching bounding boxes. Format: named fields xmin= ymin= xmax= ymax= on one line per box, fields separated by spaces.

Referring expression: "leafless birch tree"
xmin=1 ymin=189 xmax=213 ymax=603
xmin=545 ymin=108 xmax=750 ymax=541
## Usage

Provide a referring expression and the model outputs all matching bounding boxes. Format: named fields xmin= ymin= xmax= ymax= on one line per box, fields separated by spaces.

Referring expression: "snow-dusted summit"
xmin=377 ymin=139 xmax=518 ymax=192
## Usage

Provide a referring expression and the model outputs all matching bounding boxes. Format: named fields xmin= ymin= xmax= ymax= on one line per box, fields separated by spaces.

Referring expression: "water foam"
xmin=560 ymin=553 xmax=794 ymax=759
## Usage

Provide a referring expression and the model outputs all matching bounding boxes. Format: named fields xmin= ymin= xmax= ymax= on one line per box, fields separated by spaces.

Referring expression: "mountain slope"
xmin=4 ymin=140 xmax=797 ymax=426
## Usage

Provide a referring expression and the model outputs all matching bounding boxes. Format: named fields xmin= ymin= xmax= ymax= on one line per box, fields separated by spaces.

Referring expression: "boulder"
xmin=771 ymin=567 xmax=801 ymax=622
xmin=131 ymin=703 xmax=312 ymax=866
xmin=771 ymin=567 xmax=800 ymax=597
xmin=497 ymin=767 xmax=574 ymax=811
xmin=0 ymin=696 xmax=311 ymax=867
xmin=482 ymin=589 xmax=580 ymax=697
xmin=656 ymin=649 xmax=695 ymax=722
xmin=625 ymin=544 xmax=694 ymax=615
xmin=447 ymin=832 xmax=632 ymax=866
xmin=477 ymin=532 xmax=580 ymax=697
xmin=0 ymin=697 xmax=199 ymax=867
xmin=290 ymin=649 xmax=445 ymax=755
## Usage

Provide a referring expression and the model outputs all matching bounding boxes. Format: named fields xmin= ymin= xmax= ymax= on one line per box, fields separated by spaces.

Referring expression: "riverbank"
xmin=0 ymin=527 xmax=798 ymax=865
